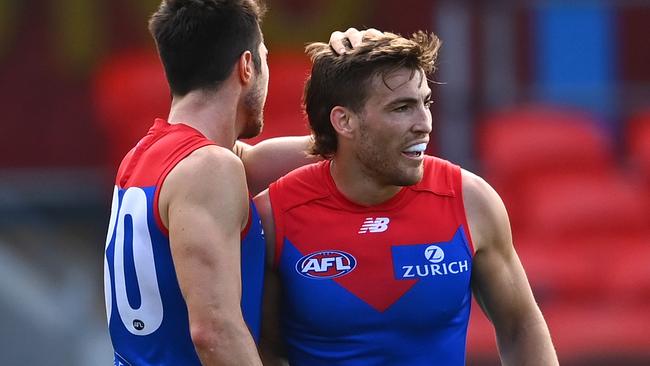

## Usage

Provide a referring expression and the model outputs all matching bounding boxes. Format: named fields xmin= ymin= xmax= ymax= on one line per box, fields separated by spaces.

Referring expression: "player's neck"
xmin=167 ymin=88 xmax=241 ymax=148
xmin=330 ymin=156 xmax=402 ymax=207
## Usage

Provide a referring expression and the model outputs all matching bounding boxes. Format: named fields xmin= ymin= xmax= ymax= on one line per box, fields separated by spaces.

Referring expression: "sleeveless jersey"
xmin=103 ymin=119 xmax=265 ymax=366
xmin=269 ymin=157 xmax=474 ymax=366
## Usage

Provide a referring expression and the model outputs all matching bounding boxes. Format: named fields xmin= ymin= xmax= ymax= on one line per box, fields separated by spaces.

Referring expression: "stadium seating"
xmin=92 ymin=48 xmax=169 ymax=171
xmin=471 ymin=105 xmax=650 ymax=363
xmin=518 ymin=173 xmax=648 ymax=240
xmin=477 ymin=105 xmax=615 ymax=232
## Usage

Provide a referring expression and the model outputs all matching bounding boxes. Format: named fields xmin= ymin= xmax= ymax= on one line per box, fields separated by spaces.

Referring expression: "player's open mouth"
xmin=402 ymin=143 xmax=427 ymax=159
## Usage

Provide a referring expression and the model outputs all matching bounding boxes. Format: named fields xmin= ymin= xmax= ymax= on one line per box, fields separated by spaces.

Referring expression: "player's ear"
xmin=237 ymin=50 xmax=254 ymax=85
xmin=330 ymin=106 xmax=356 ymax=139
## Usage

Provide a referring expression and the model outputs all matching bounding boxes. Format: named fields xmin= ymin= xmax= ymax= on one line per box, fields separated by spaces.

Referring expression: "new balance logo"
xmin=358 ymin=217 xmax=390 ymax=234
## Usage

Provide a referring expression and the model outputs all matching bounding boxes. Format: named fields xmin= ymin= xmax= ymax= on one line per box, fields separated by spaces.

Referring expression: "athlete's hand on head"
xmin=329 ymin=27 xmax=383 ymax=55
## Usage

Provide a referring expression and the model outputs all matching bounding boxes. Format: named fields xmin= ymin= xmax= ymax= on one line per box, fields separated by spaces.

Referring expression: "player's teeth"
xmin=403 ymin=143 xmax=427 ymax=153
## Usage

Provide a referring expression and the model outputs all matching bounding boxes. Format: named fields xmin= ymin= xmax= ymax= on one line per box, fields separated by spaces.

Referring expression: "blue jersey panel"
xmin=240 ymin=201 xmax=266 ymax=342
xmin=279 ymin=227 xmax=472 ymax=366
xmin=105 ymin=186 xmax=200 ymax=365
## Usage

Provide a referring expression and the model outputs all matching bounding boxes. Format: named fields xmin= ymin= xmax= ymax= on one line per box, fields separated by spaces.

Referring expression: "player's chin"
xmin=239 ymin=119 xmax=263 ymax=139
xmin=395 ymin=165 xmax=424 ymax=186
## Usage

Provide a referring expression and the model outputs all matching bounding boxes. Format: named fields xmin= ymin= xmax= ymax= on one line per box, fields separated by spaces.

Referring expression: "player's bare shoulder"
xmin=174 ymin=145 xmax=246 ymax=180
xmin=159 ymin=145 xmax=249 ymax=229
xmin=461 ymin=169 xmax=511 ymax=253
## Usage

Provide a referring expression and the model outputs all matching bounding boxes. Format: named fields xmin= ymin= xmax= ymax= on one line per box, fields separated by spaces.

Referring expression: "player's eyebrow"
xmin=386 ymin=91 xmax=432 ymax=108
xmin=387 ymin=97 xmax=419 ymax=107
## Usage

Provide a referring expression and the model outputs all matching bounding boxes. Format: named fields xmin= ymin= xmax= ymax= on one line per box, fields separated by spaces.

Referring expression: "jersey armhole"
xmin=454 ymin=165 xmax=476 ymax=256
xmin=268 ymin=183 xmax=285 ymax=270
xmin=153 ymin=141 xmax=216 ymax=236
xmin=241 ymin=199 xmax=253 ymax=240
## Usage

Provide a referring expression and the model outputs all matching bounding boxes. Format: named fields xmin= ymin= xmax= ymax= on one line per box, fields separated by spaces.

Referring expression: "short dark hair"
xmin=149 ymin=0 xmax=267 ymax=96
xmin=304 ymin=31 xmax=441 ymax=159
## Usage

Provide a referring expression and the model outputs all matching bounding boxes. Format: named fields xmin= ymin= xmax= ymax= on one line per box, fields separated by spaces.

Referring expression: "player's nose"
xmin=412 ymin=107 xmax=432 ymax=134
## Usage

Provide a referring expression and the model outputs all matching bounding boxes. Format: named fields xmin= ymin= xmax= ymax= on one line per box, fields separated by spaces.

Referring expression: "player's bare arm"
xmin=235 ymin=138 xmax=318 ymax=196
xmin=462 ymin=170 xmax=559 ymax=366
xmin=253 ymin=189 xmax=287 ymax=366
xmin=159 ymin=146 xmax=263 ymax=366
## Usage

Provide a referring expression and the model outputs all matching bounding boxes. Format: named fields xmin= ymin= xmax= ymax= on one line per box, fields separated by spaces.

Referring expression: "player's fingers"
xmin=329 ymin=30 xmax=347 ymax=55
xmin=344 ymin=27 xmax=363 ymax=49
xmin=362 ymin=28 xmax=383 ymax=40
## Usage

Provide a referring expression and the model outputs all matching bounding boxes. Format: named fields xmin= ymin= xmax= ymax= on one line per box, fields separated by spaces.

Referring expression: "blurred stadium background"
xmin=1 ymin=0 xmax=649 ymax=364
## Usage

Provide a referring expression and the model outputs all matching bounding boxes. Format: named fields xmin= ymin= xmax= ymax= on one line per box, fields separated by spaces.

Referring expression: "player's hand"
xmin=329 ymin=27 xmax=383 ymax=55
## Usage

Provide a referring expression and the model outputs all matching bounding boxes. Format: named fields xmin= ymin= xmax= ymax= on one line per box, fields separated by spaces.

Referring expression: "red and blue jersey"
xmin=269 ymin=157 xmax=474 ymax=366
xmin=103 ymin=119 xmax=265 ymax=365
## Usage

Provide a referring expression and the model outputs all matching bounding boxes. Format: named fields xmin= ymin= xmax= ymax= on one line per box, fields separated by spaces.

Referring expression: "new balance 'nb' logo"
xmin=358 ymin=217 xmax=390 ymax=234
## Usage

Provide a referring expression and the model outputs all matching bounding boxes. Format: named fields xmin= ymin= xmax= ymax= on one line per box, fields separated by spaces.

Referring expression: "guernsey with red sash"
xmin=269 ymin=156 xmax=474 ymax=366
xmin=104 ymin=119 xmax=265 ymax=365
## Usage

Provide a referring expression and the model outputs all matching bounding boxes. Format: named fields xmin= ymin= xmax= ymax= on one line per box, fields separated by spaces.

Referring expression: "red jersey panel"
xmin=269 ymin=156 xmax=474 ymax=365
xmin=104 ymin=119 xmax=265 ymax=365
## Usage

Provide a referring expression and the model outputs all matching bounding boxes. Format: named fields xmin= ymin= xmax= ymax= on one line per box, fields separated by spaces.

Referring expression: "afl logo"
xmin=424 ymin=245 xmax=445 ymax=263
xmin=296 ymin=250 xmax=357 ymax=279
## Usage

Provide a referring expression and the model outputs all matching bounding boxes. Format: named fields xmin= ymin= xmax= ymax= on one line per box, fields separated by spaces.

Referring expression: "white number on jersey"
xmin=105 ymin=186 xmax=164 ymax=336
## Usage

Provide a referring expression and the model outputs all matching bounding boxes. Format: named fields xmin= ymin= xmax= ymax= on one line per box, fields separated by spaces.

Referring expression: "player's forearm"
xmin=496 ymin=316 xmax=558 ymax=366
xmin=240 ymin=136 xmax=319 ymax=195
xmin=191 ymin=317 xmax=263 ymax=366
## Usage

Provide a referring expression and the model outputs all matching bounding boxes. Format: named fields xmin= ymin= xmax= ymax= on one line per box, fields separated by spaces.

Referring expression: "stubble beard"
xmin=356 ymin=122 xmax=422 ymax=187
xmin=239 ymin=82 xmax=265 ymax=139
